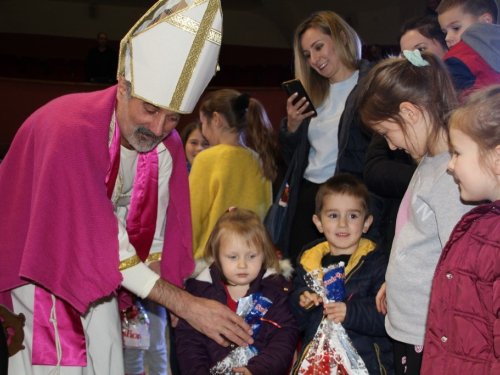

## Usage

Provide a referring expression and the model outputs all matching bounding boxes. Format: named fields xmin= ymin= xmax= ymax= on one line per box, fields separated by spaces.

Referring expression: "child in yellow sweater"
xmin=190 ymin=90 xmax=277 ymax=259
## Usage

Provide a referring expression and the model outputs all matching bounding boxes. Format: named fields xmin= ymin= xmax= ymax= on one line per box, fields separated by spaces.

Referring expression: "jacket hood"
xmin=196 ymin=265 xmax=278 ymax=284
xmin=191 ymin=264 xmax=293 ymax=299
xmin=191 ymin=258 xmax=294 ymax=281
xmin=462 ymin=23 xmax=500 ymax=73
xmin=299 ymin=238 xmax=377 ymax=276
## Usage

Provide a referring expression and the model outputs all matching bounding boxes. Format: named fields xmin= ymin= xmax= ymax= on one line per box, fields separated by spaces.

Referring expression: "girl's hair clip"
xmin=403 ymin=50 xmax=430 ymax=67
xmin=228 ymin=206 xmax=237 ymax=212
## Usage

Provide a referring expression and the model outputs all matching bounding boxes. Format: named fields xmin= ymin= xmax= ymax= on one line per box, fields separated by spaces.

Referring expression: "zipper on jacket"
xmin=374 ymin=342 xmax=388 ymax=375
xmin=346 ymin=260 xmax=364 ymax=283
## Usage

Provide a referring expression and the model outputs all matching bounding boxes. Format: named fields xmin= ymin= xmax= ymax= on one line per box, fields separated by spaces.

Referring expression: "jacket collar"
xmin=196 ymin=265 xmax=277 ymax=286
xmin=299 ymin=238 xmax=376 ymax=275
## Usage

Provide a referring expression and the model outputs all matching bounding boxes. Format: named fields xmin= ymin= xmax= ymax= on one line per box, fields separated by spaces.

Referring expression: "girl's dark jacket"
xmin=290 ymin=238 xmax=394 ymax=375
xmin=176 ymin=265 xmax=300 ymax=375
xmin=278 ymin=60 xmax=373 ymax=259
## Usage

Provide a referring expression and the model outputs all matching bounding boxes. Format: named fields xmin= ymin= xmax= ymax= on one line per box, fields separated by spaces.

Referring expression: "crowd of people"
xmin=1 ymin=0 xmax=500 ymax=374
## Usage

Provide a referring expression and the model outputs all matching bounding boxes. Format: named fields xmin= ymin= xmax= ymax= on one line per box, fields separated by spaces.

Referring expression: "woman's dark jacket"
xmin=279 ymin=60 xmax=373 ymax=259
xmin=363 ymin=134 xmax=416 ymax=253
xmin=176 ymin=265 xmax=299 ymax=375
xmin=290 ymin=238 xmax=394 ymax=375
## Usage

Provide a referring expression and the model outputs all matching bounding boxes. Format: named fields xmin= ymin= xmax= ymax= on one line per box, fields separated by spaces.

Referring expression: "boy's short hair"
xmin=315 ymin=174 xmax=371 ymax=218
xmin=437 ymin=0 xmax=499 ymax=24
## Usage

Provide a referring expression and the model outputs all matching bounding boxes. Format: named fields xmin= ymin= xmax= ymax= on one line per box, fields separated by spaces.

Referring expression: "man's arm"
xmin=146 ymin=277 xmax=253 ymax=348
xmin=119 ymin=231 xmax=253 ymax=348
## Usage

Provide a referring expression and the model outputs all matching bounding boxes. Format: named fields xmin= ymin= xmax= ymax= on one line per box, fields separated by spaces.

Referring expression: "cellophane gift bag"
xmin=122 ymin=301 xmax=150 ymax=350
xmin=210 ymin=293 xmax=273 ymax=375
xmin=297 ymin=263 xmax=368 ymax=375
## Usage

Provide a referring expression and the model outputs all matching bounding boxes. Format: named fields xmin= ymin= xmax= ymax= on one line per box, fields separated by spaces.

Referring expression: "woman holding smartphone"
xmin=279 ymin=11 xmax=373 ymax=264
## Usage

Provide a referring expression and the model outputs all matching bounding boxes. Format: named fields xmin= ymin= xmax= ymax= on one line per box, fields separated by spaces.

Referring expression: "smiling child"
xmin=290 ymin=174 xmax=393 ymax=374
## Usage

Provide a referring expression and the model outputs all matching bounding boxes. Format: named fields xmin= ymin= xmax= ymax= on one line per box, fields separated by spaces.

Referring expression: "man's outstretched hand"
xmin=183 ymin=297 xmax=254 ymax=347
xmin=147 ymin=277 xmax=253 ymax=347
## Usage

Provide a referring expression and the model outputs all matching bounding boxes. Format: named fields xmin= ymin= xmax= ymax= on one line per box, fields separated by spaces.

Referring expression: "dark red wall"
xmin=0 ymin=33 xmax=295 ymax=158
xmin=0 ymin=78 xmax=287 ymax=158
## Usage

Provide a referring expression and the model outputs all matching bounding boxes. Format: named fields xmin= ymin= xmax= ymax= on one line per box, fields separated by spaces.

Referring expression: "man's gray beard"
xmin=130 ymin=126 xmax=167 ymax=153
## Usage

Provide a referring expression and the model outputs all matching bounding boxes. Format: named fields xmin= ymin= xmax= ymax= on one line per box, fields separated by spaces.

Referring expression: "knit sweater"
xmin=190 ymin=144 xmax=272 ymax=258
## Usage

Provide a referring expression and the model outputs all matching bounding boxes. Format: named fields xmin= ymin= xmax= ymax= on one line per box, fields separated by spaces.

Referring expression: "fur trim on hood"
xmin=188 ymin=257 xmax=294 ymax=281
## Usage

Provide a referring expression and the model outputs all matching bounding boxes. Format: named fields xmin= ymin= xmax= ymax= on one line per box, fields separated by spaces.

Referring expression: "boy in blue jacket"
xmin=437 ymin=0 xmax=500 ymax=95
xmin=290 ymin=174 xmax=393 ymax=374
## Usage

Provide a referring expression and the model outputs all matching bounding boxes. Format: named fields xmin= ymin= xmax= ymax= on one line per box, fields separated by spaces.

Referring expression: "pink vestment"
xmin=0 ymin=85 xmax=194 ymax=314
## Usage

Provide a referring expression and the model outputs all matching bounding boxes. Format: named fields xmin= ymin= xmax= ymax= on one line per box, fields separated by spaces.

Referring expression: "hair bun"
xmin=235 ymin=93 xmax=251 ymax=116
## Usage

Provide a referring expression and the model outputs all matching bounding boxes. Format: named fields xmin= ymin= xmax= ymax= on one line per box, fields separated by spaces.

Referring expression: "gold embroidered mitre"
xmin=117 ymin=0 xmax=222 ymax=114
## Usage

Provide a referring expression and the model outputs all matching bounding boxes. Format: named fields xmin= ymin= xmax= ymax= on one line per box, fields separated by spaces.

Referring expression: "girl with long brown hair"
xmin=190 ymin=89 xmax=277 ymax=259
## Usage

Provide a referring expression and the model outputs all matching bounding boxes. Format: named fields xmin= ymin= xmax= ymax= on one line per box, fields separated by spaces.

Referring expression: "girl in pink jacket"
xmin=422 ymin=85 xmax=500 ymax=374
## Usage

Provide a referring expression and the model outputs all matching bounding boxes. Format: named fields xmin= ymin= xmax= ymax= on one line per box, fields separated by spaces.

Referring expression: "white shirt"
xmin=114 ymin=142 xmax=173 ymax=298
xmin=304 ymin=71 xmax=359 ymax=183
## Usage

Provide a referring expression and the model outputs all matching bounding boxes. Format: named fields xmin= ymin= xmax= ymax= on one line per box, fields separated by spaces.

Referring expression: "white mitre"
xmin=117 ymin=0 xmax=222 ymax=114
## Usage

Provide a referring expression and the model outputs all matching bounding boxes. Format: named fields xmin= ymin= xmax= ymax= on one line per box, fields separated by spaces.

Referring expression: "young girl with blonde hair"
xmin=176 ymin=208 xmax=299 ymax=375
xmin=422 ymin=85 xmax=500 ymax=374
xmin=357 ymin=50 xmax=474 ymax=375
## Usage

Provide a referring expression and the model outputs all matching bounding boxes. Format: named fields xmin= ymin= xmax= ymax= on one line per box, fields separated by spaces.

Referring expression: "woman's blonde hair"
xmin=200 ymin=89 xmax=278 ymax=181
xmin=293 ymin=11 xmax=362 ymax=107
xmin=357 ymin=52 xmax=457 ymax=152
xmin=203 ymin=208 xmax=280 ymax=284
xmin=450 ymin=85 xmax=500 ymax=167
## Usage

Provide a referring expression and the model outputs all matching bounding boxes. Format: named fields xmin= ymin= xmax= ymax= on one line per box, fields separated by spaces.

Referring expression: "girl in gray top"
xmin=356 ymin=50 xmax=475 ymax=375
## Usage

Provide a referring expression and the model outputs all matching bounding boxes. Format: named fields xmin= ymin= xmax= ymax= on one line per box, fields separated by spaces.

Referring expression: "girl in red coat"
xmin=422 ymin=85 xmax=500 ymax=374
xmin=176 ymin=208 xmax=299 ymax=375
xmin=357 ymin=50 xmax=475 ymax=375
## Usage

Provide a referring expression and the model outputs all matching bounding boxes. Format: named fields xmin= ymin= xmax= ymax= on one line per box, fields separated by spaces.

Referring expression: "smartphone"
xmin=282 ymin=79 xmax=317 ymax=117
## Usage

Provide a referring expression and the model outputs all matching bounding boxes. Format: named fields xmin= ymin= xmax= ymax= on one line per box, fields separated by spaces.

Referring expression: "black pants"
xmin=169 ymin=320 xmax=181 ymax=375
xmin=288 ymin=178 xmax=324 ymax=266
xmin=393 ymin=340 xmax=423 ymax=375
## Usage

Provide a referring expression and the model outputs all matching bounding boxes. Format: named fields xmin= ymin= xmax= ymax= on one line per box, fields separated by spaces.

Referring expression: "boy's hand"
xmin=299 ymin=291 xmax=323 ymax=309
xmin=323 ymin=302 xmax=346 ymax=323
xmin=232 ymin=367 xmax=252 ymax=375
xmin=376 ymin=282 xmax=387 ymax=314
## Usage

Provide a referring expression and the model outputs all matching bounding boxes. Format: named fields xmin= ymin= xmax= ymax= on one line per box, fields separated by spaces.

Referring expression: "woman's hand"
xmin=376 ymin=282 xmax=387 ymax=314
xmin=286 ymin=93 xmax=315 ymax=133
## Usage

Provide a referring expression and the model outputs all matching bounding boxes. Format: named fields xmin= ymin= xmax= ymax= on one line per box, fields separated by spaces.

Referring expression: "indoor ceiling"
xmin=46 ymin=0 xmax=424 ymax=47
xmin=52 ymin=0 xmax=401 ymax=14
